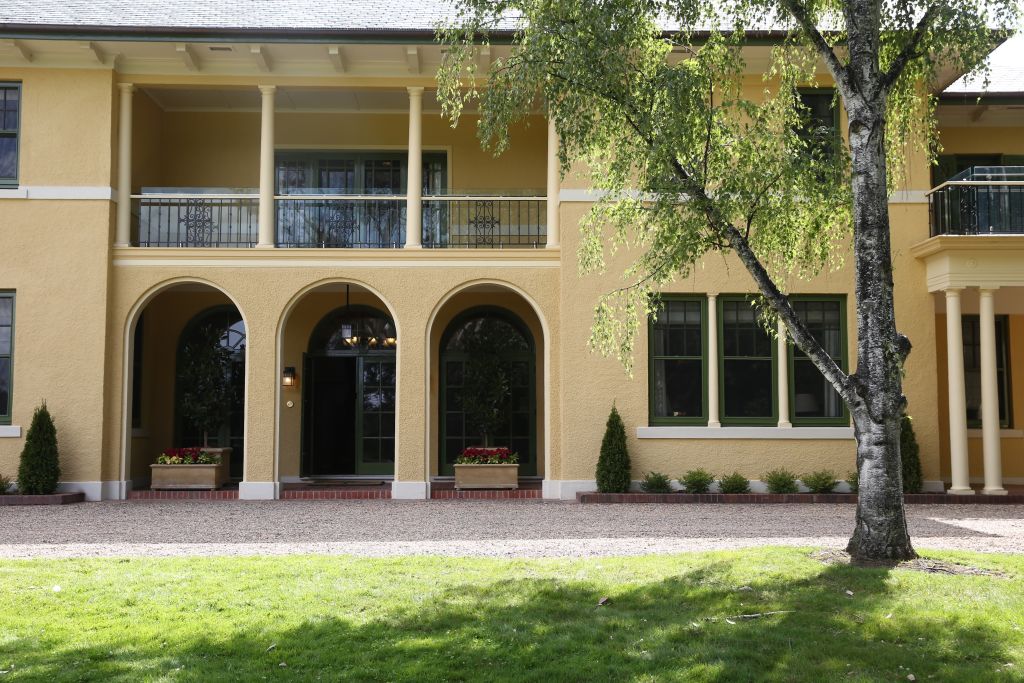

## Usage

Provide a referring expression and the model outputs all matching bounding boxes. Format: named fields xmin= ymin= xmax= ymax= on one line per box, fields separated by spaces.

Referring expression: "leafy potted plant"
xmin=153 ymin=323 xmax=234 ymax=489
xmin=454 ymin=331 xmax=520 ymax=489
xmin=454 ymin=447 xmax=520 ymax=489
xmin=150 ymin=447 xmax=228 ymax=490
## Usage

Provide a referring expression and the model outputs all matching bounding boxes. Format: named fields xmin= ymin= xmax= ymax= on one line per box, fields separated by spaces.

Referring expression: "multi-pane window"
xmin=0 ymin=293 xmax=13 ymax=424
xmin=0 ymin=84 xmax=20 ymax=186
xmin=791 ymin=298 xmax=846 ymax=423
xmin=720 ymin=298 xmax=775 ymax=423
xmin=650 ymin=298 xmax=705 ymax=423
xmin=797 ymin=90 xmax=838 ymax=161
xmin=962 ymin=315 xmax=1011 ymax=428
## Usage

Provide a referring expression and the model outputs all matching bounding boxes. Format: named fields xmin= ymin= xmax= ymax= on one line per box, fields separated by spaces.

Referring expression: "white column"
xmin=257 ymin=85 xmax=276 ymax=248
xmin=945 ymin=288 xmax=973 ymax=494
xmin=115 ymin=83 xmax=134 ymax=247
xmin=777 ymin=318 xmax=792 ymax=428
xmin=706 ymin=295 xmax=720 ymax=427
xmin=546 ymin=117 xmax=560 ymax=248
xmin=979 ymin=288 xmax=1007 ymax=495
xmin=405 ymin=86 xmax=424 ymax=248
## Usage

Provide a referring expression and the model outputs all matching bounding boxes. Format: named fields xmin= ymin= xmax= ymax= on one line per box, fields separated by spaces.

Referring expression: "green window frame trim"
xmin=0 ymin=82 xmax=21 ymax=189
xmin=648 ymin=295 xmax=708 ymax=426
xmin=718 ymin=295 xmax=778 ymax=427
xmin=788 ymin=295 xmax=850 ymax=427
xmin=0 ymin=291 xmax=14 ymax=425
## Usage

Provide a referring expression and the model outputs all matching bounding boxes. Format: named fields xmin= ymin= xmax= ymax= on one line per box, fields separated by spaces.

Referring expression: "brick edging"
xmin=576 ymin=491 xmax=1024 ymax=504
xmin=0 ymin=492 xmax=86 ymax=506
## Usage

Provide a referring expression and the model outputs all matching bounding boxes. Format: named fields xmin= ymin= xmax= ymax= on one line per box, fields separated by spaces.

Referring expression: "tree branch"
xmin=878 ymin=4 xmax=940 ymax=94
xmin=779 ymin=0 xmax=850 ymax=92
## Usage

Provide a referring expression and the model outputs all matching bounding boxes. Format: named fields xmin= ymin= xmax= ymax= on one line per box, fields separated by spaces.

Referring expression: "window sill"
xmin=0 ymin=425 xmax=22 ymax=438
xmin=967 ymin=428 xmax=1023 ymax=438
xmin=0 ymin=187 xmax=27 ymax=199
xmin=636 ymin=425 xmax=854 ymax=440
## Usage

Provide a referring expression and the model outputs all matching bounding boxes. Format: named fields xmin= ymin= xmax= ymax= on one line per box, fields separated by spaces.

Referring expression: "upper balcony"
xmin=117 ymin=85 xmax=557 ymax=251
xmin=928 ymin=166 xmax=1024 ymax=236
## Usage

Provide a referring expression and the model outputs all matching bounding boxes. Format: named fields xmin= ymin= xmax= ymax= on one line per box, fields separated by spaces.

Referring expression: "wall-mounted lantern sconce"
xmin=282 ymin=366 xmax=298 ymax=388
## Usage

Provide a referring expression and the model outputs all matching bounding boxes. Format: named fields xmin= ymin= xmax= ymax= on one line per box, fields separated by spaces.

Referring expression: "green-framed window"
xmin=796 ymin=88 xmax=839 ymax=163
xmin=649 ymin=296 xmax=707 ymax=424
xmin=0 ymin=292 xmax=13 ymax=424
xmin=0 ymin=83 xmax=20 ymax=187
xmin=719 ymin=296 xmax=777 ymax=425
xmin=962 ymin=315 xmax=1012 ymax=428
xmin=789 ymin=296 xmax=849 ymax=425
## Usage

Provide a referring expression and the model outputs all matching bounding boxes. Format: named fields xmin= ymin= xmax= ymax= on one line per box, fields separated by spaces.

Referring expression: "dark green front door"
xmin=302 ymin=355 xmax=395 ymax=476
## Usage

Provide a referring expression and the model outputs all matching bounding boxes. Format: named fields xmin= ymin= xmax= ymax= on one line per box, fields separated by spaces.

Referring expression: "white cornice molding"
xmin=637 ymin=426 xmax=855 ymax=439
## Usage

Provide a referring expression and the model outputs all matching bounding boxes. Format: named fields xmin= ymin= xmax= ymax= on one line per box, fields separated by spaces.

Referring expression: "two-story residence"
xmin=0 ymin=3 xmax=1021 ymax=500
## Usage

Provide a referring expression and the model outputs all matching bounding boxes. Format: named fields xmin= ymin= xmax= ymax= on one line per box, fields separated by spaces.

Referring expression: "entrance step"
xmin=129 ymin=489 xmax=240 ymax=500
xmin=280 ymin=482 xmax=391 ymax=500
xmin=430 ymin=480 xmax=542 ymax=500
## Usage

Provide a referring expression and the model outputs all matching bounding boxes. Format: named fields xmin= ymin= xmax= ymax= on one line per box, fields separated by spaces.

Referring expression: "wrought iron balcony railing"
xmin=276 ymin=195 xmax=406 ymax=248
xmin=132 ymin=191 xmax=259 ymax=247
xmin=929 ymin=166 xmax=1024 ymax=236
xmin=422 ymin=195 xmax=547 ymax=248
xmin=130 ymin=191 xmax=547 ymax=249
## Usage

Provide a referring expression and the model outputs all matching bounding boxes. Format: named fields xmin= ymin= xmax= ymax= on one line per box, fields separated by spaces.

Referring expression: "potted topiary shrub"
xmin=154 ymin=324 xmax=233 ymax=489
xmin=454 ymin=325 xmax=519 ymax=490
xmin=150 ymin=447 xmax=228 ymax=490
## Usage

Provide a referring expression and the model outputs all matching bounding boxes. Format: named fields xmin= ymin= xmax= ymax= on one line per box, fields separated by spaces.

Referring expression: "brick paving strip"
xmin=0 ymin=501 xmax=1022 ymax=558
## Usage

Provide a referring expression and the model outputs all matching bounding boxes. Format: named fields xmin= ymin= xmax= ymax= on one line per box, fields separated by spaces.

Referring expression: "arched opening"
xmin=126 ymin=282 xmax=246 ymax=489
xmin=302 ymin=304 xmax=397 ymax=477
xmin=438 ymin=306 xmax=537 ymax=476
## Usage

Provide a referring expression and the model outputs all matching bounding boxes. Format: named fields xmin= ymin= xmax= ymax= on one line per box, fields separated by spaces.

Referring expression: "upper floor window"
xmin=796 ymin=89 xmax=838 ymax=161
xmin=0 ymin=292 xmax=13 ymax=424
xmin=0 ymin=84 xmax=21 ymax=187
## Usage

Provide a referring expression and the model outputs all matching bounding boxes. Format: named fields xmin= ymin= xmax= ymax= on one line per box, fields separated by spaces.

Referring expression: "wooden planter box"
xmin=151 ymin=448 xmax=231 ymax=490
xmin=454 ymin=463 xmax=519 ymax=490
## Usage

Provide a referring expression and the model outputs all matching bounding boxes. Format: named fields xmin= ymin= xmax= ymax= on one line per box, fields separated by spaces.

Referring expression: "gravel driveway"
xmin=1 ymin=501 xmax=1023 ymax=559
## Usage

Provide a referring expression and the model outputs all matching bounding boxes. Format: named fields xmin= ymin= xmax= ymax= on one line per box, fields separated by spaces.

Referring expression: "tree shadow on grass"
xmin=5 ymin=559 xmax=1018 ymax=682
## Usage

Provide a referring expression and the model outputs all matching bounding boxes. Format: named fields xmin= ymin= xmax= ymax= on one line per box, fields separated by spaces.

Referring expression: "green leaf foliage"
xmin=596 ymin=405 xmax=631 ymax=493
xmin=901 ymin=414 xmax=923 ymax=494
xmin=846 ymin=470 xmax=859 ymax=494
xmin=679 ymin=468 xmax=715 ymax=494
xmin=639 ymin=471 xmax=674 ymax=494
xmin=719 ymin=472 xmax=751 ymax=494
xmin=763 ymin=468 xmax=800 ymax=494
xmin=17 ymin=402 xmax=60 ymax=495
xmin=802 ymin=470 xmax=839 ymax=494
xmin=177 ymin=324 xmax=234 ymax=447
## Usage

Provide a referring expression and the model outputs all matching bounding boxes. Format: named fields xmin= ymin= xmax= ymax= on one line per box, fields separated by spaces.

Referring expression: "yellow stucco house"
xmin=0 ymin=5 xmax=1021 ymax=500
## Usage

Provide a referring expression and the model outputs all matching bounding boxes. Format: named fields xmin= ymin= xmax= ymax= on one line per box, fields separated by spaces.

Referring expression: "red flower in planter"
xmin=455 ymin=447 xmax=519 ymax=465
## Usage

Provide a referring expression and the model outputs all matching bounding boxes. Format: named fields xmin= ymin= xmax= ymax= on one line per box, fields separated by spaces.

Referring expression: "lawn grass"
xmin=0 ymin=548 xmax=1022 ymax=681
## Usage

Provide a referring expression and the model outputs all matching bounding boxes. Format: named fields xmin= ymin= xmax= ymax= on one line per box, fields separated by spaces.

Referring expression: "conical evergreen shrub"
xmin=596 ymin=405 xmax=631 ymax=493
xmin=17 ymin=402 xmax=60 ymax=495
xmin=900 ymin=414 xmax=923 ymax=494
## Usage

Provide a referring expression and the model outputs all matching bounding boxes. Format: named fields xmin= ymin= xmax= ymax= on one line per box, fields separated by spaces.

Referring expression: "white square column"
xmin=405 ymin=86 xmax=424 ymax=248
xmin=115 ymin=83 xmax=134 ymax=247
xmin=257 ymin=85 xmax=277 ymax=248
xmin=944 ymin=288 xmax=973 ymax=494
xmin=546 ymin=117 xmax=560 ymax=248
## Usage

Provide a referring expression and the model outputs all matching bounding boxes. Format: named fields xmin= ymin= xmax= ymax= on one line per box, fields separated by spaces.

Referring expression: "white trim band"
xmin=0 ymin=186 xmax=116 ymax=201
xmin=113 ymin=258 xmax=560 ymax=268
xmin=636 ymin=426 xmax=855 ymax=440
xmin=0 ymin=425 xmax=22 ymax=438
xmin=56 ymin=481 xmax=103 ymax=501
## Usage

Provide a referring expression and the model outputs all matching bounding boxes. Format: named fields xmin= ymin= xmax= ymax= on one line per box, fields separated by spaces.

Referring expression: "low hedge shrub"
xmin=639 ymin=471 xmax=674 ymax=494
xmin=762 ymin=468 xmax=799 ymax=494
xmin=801 ymin=470 xmax=838 ymax=494
xmin=679 ymin=468 xmax=715 ymax=494
xmin=718 ymin=472 xmax=751 ymax=494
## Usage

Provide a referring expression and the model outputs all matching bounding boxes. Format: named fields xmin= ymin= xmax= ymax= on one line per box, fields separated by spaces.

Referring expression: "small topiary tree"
xmin=17 ymin=402 xmax=60 ymax=495
xmin=178 ymin=324 xmax=234 ymax=448
xmin=596 ymin=405 xmax=631 ymax=493
xmin=901 ymin=414 xmax=923 ymax=494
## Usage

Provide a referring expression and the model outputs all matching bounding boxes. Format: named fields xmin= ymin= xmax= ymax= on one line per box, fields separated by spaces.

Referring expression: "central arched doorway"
xmin=439 ymin=307 xmax=536 ymax=476
xmin=302 ymin=305 xmax=397 ymax=476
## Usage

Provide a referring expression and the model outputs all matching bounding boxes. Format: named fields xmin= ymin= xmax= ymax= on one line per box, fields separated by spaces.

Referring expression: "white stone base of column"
xmin=542 ymin=479 xmax=597 ymax=500
xmin=982 ymin=487 xmax=1009 ymax=496
xmin=391 ymin=481 xmax=429 ymax=499
xmin=102 ymin=480 xmax=130 ymax=500
xmin=777 ymin=421 xmax=793 ymax=428
xmin=922 ymin=480 xmax=946 ymax=493
xmin=56 ymin=481 xmax=103 ymax=501
xmin=947 ymin=487 xmax=976 ymax=495
xmin=239 ymin=481 xmax=279 ymax=500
